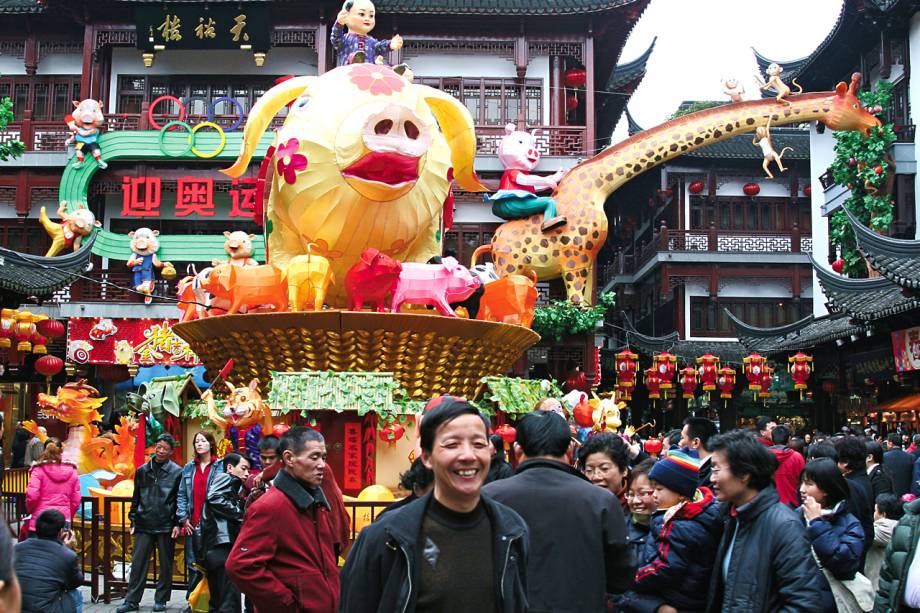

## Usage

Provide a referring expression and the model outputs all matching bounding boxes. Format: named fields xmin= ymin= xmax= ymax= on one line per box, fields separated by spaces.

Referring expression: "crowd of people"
xmin=11 ymin=404 xmax=920 ymax=612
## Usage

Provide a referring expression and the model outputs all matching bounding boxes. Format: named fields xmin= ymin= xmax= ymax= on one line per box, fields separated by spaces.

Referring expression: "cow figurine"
xmin=201 ymin=263 xmax=288 ymax=315
xmin=286 ymin=245 xmax=335 ymax=311
xmin=215 ymin=231 xmax=259 ymax=267
xmin=345 ymin=248 xmax=403 ymax=312
xmin=477 ymin=271 xmax=538 ymax=327
xmin=177 ymin=265 xmax=224 ymax=321
xmin=391 ymin=256 xmax=479 ymax=317
xmin=39 ymin=204 xmax=101 ymax=257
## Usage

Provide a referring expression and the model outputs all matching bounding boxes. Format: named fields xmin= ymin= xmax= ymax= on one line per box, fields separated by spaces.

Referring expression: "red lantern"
xmin=679 ymin=366 xmax=698 ymax=399
xmin=696 ymin=353 xmax=720 ymax=391
xmin=788 ymin=352 xmax=813 ymax=398
xmin=759 ymin=364 xmax=775 ymax=399
xmin=688 ymin=180 xmax=705 ymax=194
xmin=832 ymin=259 xmax=845 ymax=273
xmin=272 ymin=424 xmax=291 ymax=438
xmin=717 ymin=366 xmax=736 ymax=399
xmin=31 ymin=333 xmax=47 ymax=355
xmin=495 ymin=424 xmax=517 ymax=451
xmin=378 ymin=423 xmax=406 ymax=446
xmin=803 ymin=185 xmax=812 ymax=197
xmin=644 ymin=366 xmax=662 ymax=400
xmin=615 ymin=348 xmax=639 ymax=395
xmin=743 ymin=182 xmax=760 ymax=197
xmin=35 ymin=354 xmax=63 ymax=390
xmin=573 ymin=400 xmax=594 ymax=428
xmin=566 ymin=94 xmax=579 ymax=112
xmin=563 ymin=67 xmax=587 ymax=89
xmin=743 ymin=352 xmax=767 ymax=393
xmin=652 ymin=352 xmax=677 ymax=389
xmin=37 ymin=318 xmax=65 ymax=339
xmin=643 ymin=438 xmax=663 ymax=455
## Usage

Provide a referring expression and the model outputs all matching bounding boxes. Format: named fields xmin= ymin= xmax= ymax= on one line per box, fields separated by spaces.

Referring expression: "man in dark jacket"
xmin=227 ymin=427 xmax=340 ymax=612
xmin=769 ymin=424 xmax=805 ymax=507
xmin=835 ymin=435 xmax=875 ymax=570
xmin=885 ymin=432 xmax=914 ymax=498
xmin=706 ymin=430 xmax=823 ymax=612
xmin=875 ymin=495 xmax=920 ymax=611
xmin=118 ymin=433 xmax=182 ymax=613
xmin=483 ymin=410 xmax=633 ymax=612
xmin=202 ymin=451 xmax=249 ymax=613
xmin=867 ymin=441 xmax=894 ymax=501
xmin=679 ymin=416 xmax=716 ymax=489
xmin=15 ymin=509 xmax=82 ymax=613
xmin=340 ymin=396 xmax=529 ymax=613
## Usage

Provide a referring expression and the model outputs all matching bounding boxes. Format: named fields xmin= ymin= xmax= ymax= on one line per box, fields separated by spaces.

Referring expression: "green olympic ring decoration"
xmin=158 ymin=121 xmax=227 ymax=159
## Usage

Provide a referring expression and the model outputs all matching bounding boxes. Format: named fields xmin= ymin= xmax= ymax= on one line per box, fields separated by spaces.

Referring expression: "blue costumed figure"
xmin=331 ymin=0 xmax=408 ymax=73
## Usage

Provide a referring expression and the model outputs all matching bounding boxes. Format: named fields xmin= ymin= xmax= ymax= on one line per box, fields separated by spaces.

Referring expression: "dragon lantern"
xmin=36 ymin=380 xmax=107 ymax=472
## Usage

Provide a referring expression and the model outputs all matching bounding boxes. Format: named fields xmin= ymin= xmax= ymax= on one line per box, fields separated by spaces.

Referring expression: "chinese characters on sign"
xmin=133 ymin=323 xmax=198 ymax=365
xmin=157 ymin=15 xmax=182 ymax=42
xmin=120 ymin=175 xmax=258 ymax=219
xmin=892 ymin=326 xmax=920 ymax=373
xmin=136 ymin=5 xmax=269 ymax=52
xmin=343 ymin=422 xmax=363 ymax=490
xmin=66 ymin=318 xmax=201 ymax=366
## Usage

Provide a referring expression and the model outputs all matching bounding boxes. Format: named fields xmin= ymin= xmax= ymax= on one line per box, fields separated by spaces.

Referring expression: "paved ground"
xmin=79 ymin=586 xmax=192 ymax=612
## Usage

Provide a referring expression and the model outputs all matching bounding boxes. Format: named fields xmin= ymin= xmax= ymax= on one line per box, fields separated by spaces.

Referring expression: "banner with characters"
xmin=66 ymin=317 xmax=200 ymax=366
xmin=892 ymin=326 xmax=920 ymax=373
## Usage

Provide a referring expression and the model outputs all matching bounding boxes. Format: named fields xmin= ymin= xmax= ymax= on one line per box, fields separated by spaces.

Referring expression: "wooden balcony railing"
xmin=38 ymin=269 xmax=178 ymax=305
xmin=605 ymin=225 xmax=811 ymax=277
xmin=893 ymin=124 xmax=916 ymax=143
xmin=476 ymin=124 xmax=587 ymax=156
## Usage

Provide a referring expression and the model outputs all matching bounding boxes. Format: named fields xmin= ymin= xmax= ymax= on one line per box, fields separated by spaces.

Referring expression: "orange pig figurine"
xmin=201 ymin=263 xmax=288 ymax=315
xmin=476 ymin=271 xmax=538 ymax=327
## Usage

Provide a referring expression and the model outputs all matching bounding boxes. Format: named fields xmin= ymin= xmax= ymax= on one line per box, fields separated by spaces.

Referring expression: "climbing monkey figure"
xmin=752 ymin=116 xmax=793 ymax=179
xmin=721 ymin=77 xmax=746 ymax=103
xmin=755 ymin=62 xmax=802 ymax=106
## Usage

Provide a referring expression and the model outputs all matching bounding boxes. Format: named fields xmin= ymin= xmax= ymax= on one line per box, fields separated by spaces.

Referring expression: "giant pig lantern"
xmin=223 ymin=64 xmax=487 ymax=308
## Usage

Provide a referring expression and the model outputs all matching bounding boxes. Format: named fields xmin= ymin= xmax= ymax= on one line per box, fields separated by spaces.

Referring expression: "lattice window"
xmin=271 ymin=29 xmax=316 ymax=49
xmin=528 ymin=42 xmax=583 ymax=63
xmin=402 ymin=39 xmax=515 ymax=60
xmin=0 ymin=187 xmax=15 ymax=208
xmin=415 ymin=77 xmax=542 ymax=126
xmin=0 ymin=41 xmax=25 ymax=58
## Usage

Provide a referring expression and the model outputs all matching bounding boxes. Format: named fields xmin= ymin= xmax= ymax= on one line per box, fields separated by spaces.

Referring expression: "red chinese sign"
xmin=66 ymin=317 xmax=200 ymax=366
xmin=119 ymin=175 xmax=257 ymax=220
xmin=893 ymin=326 xmax=920 ymax=373
xmin=343 ymin=422 xmax=362 ymax=491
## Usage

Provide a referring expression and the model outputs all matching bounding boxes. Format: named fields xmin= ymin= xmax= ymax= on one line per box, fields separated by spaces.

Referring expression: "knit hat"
xmin=649 ymin=450 xmax=700 ymax=498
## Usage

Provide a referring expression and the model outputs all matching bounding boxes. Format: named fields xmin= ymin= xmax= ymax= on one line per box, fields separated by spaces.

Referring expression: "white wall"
xmin=411 ymin=53 xmax=551 ymax=125
xmin=808 ymin=122 xmax=836 ymax=317
xmin=910 ymin=12 xmax=920 ymax=239
xmin=108 ymin=47 xmax=318 ymax=111
xmin=0 ymin=55 xmax=25 ymax=76
xmin=453 ymin=202 xmax=503 ymax=224
xmin=36 ymin=53 xmax=82 ymax=75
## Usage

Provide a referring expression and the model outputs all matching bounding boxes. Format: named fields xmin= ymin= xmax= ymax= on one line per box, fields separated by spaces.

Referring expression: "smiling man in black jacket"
xmin=482 ymin=410 xmax=634 ymax=613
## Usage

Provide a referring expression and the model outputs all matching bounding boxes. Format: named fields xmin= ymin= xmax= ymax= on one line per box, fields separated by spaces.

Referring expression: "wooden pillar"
xmin=550 ymin=55 xmax=564 ymax=126
xmin=316 ymin=23 xmax=328 ymax=74
xmin=80 ymin=25 xmax=95 ymax=100
xmin=23 ymin=35 xmax=38 ymax=76
xmin=15 ymin=170 xmax=29 ymax=218
xmin=584 ymin=29 xmax=595 ymax=155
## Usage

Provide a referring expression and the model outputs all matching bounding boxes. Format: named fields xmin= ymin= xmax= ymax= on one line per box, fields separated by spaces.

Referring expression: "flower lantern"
xmin=644 ymin=366 xmax=662 ymax=400
xmin=788 ymin=352 xmax=813 ymax=399
xmin=679 ymin=366 xmax=698 ymax=399
xmin=696 ymin=353 xmax=720 ymax=392
xmin=37 ymin=318 xmax=65 ymax=340
xmin=378 ymin=423 xmax=406 ymax=447
xmin=0 ymin=309 xmax=15 ymax=350
xmin=653 ymin=352 xmax=677 ymax=389
xmin=743 ymin=182 xmax=761 ymax=197
xmin=495 ymin=424 xmax=517 ymax=451
xmin=563 ymin=67 xmax=587 ymax=89
xmin=743 ymin=352 xmax=767 ymax=392
xmin=717 ymin=366 xmax=736 ymax=399
xmin=688 ymin=180 xmax=705 ymax=194
xmin=13 ymin=311 xmax=34 ymax=353
xmin=34 ymin=355 xmax=63 ymax=390
xmin=615 ymin=348 xmax=639 ymax=397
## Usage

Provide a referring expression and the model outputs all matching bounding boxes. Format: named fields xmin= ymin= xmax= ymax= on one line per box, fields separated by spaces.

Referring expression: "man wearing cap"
xmin=482 ymin=410 xmax=634 ymax=612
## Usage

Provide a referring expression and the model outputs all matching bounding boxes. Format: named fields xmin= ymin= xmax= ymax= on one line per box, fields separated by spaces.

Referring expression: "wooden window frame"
xmin=689 ymin=296 xmax=811 ymax=337
xmin=0 ymin=75 xmax=81 ymax=121
xmin=415 ymin=76 xmax=543 ymax=126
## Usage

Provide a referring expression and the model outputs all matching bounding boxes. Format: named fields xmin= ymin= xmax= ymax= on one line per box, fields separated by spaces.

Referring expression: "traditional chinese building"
xmin=0 ymin=0 xmax=650 ymax=489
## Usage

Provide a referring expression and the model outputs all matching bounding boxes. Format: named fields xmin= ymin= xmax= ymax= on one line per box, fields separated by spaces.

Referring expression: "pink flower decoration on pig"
xmin=275 ymin=138 xmax=307 ymax=184
xmin=349 ymin=64 xmax=405 ymax=96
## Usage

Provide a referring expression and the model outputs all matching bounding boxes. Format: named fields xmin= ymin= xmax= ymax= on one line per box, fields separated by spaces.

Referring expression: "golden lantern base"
xmin=172 ymin=312 xmax=540 ymax=400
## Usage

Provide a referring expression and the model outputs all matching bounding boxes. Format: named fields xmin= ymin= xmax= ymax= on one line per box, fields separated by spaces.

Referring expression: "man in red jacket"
xmin=226 ymin=427 xmax=340 ymax=612
xmin=768 ymin=424 xmax=804 ymax=507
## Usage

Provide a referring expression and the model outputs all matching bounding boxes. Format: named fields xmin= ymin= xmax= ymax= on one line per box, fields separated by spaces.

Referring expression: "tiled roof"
xmin=605 ymin=36 xmax=656 ymax=91
xmin=622 ymin=318 xmax=749 ymax=363
xmin=846 ymin=207 xmax=920 ymax=290
xmin=682 ymin=127 xmax=810 ymax=161
xmin=752 ymin=48 xmax=810 ymax=94
xmin=727 ymin=310 xmax=864 ymax=354
xmin=813 ymin=257 xmax=920 ymax=321
xmin=373 ymin=0 xmax=642 ymax=14
xmin=0 ymin=0 xmax=43 ymax=13
xmin=0 ymin=234 xmax=95 ymax=296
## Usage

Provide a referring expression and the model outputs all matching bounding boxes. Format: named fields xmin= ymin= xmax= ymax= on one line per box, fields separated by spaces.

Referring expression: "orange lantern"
xmin=0 ymin=309 xmax=14 ymax=350
xmin=615 ymin=348 xmax=639 ymax=394
xmin=31 ymin=333 xmax=47 ymax=355
xmin=717 ymin=366 xmax=736 ymax=399
xmin=378 ymin=423 xmax=405 ymax=447
xmin=788 ymin=352 xmax=813 ymax=399
xmin=653 ymin=352 xmax=677 ymax=389
xmin=679 ymin=366 xmax=698 ymax=400
xmin=743 ymin=352 xmax=767 ymax=393
xmin=14 ymin=311 xmax=35 ymax=353
xmin=696 ymin=353 xmax=720 ymax=391
xmin=644 ymin=366 xmax=662 ymax=400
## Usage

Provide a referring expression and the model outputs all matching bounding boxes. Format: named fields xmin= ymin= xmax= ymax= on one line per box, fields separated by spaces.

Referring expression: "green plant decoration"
xmin=828 ymin=81 xmax=896 ymax=276
xmin=532 ymin=291 xmax=616 ymax=342
xmin=268 ymin=371 xmax=407 ymax=422
xmin=0 ymin=97 xmax=25 ymax=162
xmin=480 ymin=376 xmax=563 ymax=415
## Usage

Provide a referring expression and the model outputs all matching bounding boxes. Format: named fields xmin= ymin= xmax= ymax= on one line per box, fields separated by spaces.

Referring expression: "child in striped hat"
xmin=614 ymin=450 xmax=723 ymax=613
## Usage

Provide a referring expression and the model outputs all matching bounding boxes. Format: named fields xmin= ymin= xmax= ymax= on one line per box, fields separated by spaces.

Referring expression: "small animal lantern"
xmin=476 ymin=271 xmax=538 ymax=327
xmin=68 ymin=99 xmax=107 ymax=169
xmin=590 ymin=396 xmax=621 ymax=433
xmin=755 ymin=62 xmax=802 ymax=106
xmin=345 ymin=248 xmax=403 ymax=312
xmin=487 ymin=124 xmax=568 ymax=233
xmin=752 ymin=116 xmax=793 ymax=179
xmin=177 ymin=265 xmax=221 ymax=321
xmin=127 ymin=227 xmax=172 ymax=304
xmin=331 ymin=0 xmax=404 ymax=68
xmin=201 ymin=263 xmax=288 ymax=315
xmin=39 ymin=204 xmax=101 ymax=257
xmin=203 ymin=380 xmax=273 ymax=470
xmin=391 ymin=256 xmax=479 ymax=317
xmin=722 ymin=77 xmax=745 ymax=103
xmin=218 ymin=231 xmax=259 ymax=267
xmin=286 ymin=244 xmax=335 ymax=311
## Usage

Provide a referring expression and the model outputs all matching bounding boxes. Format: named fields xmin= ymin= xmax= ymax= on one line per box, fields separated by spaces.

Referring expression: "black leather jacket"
xmin=201 ymin=471 xmax=244 ymax=552
xmin=340 ymin=491 xmax=529 ymax=613
xmin=128 ymin=458 xmax=182 ymax=534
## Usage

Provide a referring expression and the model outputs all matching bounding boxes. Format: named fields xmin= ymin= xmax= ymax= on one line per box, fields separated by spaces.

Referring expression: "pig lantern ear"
xmin=361 ymin=248 xmax=381 ymax=265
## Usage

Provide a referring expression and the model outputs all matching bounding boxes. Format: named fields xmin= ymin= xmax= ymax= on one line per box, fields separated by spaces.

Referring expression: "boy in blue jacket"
xmin=616 ymin=450 xmax=723 ymax=613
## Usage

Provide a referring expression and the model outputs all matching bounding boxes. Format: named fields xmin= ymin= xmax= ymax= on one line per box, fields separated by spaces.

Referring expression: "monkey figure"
xmin=752 ymin=117 xmax=793 ymax=179
xmin=754 ymin=62 xmax=802 ymax=106
xmin=722 ymin=77 xmax=745 ymax=103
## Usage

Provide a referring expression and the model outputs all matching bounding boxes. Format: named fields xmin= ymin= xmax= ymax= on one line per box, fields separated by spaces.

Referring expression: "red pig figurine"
xmin=345 ymin=248 xmax=404 ymax=312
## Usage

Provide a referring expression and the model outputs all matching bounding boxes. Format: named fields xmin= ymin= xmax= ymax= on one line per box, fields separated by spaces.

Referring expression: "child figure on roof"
xmin=332 ymin=0 xmax=409 ymax=75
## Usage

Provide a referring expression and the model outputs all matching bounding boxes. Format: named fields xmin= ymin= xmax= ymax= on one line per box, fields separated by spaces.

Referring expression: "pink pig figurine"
xmin=391 ymin=257 xmax=479 ymax=317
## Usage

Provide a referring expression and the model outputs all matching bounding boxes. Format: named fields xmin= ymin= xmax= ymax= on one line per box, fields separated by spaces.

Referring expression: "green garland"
xmin=532 ymin=291 xmax=616 ymax=342
xmin=828 ymin=82 xmax=895 ymax=276
xmin=0 ymin=98 xmax=25 ymax=162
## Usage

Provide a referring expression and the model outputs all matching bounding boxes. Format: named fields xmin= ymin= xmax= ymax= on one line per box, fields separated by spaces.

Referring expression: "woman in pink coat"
xmin=25 ymin=438 xmax=81 ymax=535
